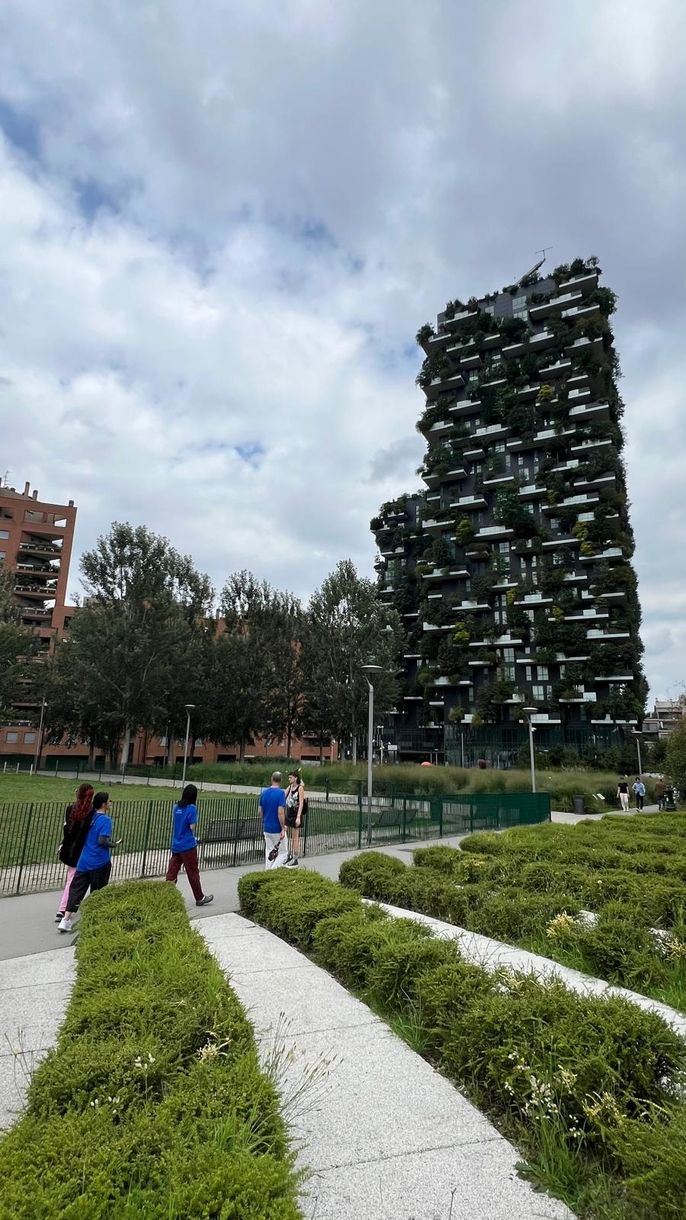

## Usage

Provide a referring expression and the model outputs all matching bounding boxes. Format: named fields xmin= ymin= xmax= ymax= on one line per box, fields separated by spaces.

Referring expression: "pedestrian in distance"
xmin=654 ymin=777 xmax=666 ymax=811
xmin=58 ymin=792 xmax=120 ymax=933
xmin=617 ymin=776 xmax=630 ymax=812
xmin=633 ymin=776 xmax=646 ymax=811
xmin=284 ymin=769 xmax=307 ymax=868
xmin=165 ymin=783 xmax=214 ymax=907
xmin=260 ymin=771 xmax=288 ymax=869
xmin=55 ymin=782 xmax=94 ymax=923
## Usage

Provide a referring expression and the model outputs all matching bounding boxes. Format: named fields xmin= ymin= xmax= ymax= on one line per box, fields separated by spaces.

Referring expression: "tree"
xmin=57 ymin=523 xmax=213 ymax=771
xmin=301 ymin=560 xmax=402 ymax=761
xmin=666 ymin=720 xmax=686 ymax=795
xmin=0 ymin=569 xmax=37 ymax=722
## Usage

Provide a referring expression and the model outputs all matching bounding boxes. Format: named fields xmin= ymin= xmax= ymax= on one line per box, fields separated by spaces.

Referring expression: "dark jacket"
xmin=59 ymin=805 xmax=95 ymax=867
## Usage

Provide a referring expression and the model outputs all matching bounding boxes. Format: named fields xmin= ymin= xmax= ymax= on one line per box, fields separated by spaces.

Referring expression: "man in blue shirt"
xmin=259 ymin=772 xmax=287 ymax=868
xmin=58 ymin=792 xmax=119 ymax=932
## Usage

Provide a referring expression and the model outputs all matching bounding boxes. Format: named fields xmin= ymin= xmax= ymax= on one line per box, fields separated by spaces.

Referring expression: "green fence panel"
xmin=0 ymin=789 xmax=550 ymax=897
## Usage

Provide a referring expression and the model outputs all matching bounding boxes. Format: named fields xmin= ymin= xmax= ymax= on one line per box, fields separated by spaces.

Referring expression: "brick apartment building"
xmin=0 ymin=479 xmax=334 ymax=768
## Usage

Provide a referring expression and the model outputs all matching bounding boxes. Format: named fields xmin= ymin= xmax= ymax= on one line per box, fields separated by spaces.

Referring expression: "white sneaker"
xmin=58 ymin=916 xmax=74 ymax=933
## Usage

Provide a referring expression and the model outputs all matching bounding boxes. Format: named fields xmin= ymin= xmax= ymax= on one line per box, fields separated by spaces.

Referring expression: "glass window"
xmin=503 ymin=648 xmax=515 ymax=663
xmin=532 ymin=684 xmax=545 ymax=702
xmin=499 ymin=542 xmax=510 ymax=554
xmin=538 ymin=666 xmax=549 ymax=680
xmin=6 ymin=732 xmax=18 ymax=743
xmin=24 ymin=732 xmax=36 ymax=744
xmin=0 ymin=552 xmax=5 ymax=562
xmin=525 ymin=666 xmax=533 ymax=682
xmin=0 ymin=530 xmax=8 ymax=539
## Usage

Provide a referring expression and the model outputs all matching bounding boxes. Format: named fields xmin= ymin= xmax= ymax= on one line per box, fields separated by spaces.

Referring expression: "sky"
xmin=0 ymin=1 xmax=685 ymax=702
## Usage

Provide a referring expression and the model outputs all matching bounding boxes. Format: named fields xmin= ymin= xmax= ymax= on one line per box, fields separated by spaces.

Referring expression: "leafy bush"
xmin=237 ymin=867 xmax=358 ymax=949
xmin=0 ymin=883 xmax=301 ymax=1219
xmin=243 ymin=870 xmax=686 ymax=1216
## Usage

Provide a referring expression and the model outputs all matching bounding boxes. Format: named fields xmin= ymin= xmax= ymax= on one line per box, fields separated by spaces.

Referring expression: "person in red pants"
xmin=165 ymin=784 xmax=213 ymax=907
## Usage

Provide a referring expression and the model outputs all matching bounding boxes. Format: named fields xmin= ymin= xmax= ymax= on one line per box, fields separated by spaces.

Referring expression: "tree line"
xmin=25 ymin=523 xmax=401 ymax=768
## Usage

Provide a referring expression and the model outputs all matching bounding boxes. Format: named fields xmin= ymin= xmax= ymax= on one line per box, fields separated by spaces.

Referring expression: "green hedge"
xmin=360 ymin=819 xmax=686 ymax=1010
xmin=0 ymin=883 xmax=301 ymax=1219
xmin=238 ymin=869 xmax=686 ymax=1217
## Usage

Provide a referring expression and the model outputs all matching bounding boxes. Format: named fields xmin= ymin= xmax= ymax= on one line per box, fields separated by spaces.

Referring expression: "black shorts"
xmin=285 ymin=810 xmax=302 ymax=828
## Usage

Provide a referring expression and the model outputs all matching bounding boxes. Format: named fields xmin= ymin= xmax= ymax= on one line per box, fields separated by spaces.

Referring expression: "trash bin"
xmin=572 ymin=795 xmax=585 ymax=815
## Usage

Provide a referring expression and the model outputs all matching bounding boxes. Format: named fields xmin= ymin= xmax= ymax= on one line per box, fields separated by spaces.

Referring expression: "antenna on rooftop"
xmin=517 ymin=247 xmax=553 ymax=287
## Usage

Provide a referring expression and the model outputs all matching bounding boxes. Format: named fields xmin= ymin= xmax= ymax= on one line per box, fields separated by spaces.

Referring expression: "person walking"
xmin=616 ymin=777 xmax=630 ymax=812
xmin=165 ymin=783 xmax=213 ymax=907
xmin=654 ymin=777 xmax=666 ymax=811
xmin=58 ymin=792 xmax=119 ymax=932
xmin=55 ymin=782 xmax=94 ymax=922
xmin=284 ymin=770 xmax=307 ymax=868
xmin=259 ymin=772 xmax=287 ymax=869
xmin=633 ymin=776 xmax=646 ymax=811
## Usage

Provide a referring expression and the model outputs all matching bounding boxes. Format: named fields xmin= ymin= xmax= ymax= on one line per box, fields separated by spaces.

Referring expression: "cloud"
xmin=0 ymin=0 xmax=684 ymax=699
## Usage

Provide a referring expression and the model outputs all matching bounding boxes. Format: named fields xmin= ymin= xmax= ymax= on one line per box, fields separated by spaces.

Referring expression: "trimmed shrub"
xmin=0 ymin=882 xmax=301 ymax=1219
xmin=238 ymin=867 xmax=358 ymax=949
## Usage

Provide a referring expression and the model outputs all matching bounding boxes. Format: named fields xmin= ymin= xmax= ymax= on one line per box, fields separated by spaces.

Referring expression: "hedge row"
xmin=0 ymin=883 xmax=301 ymax=1219
xmin=238 ymin=868 xmax=686 ymax=1217
xmin=341 ymin=843 xmax=686 ymax=1010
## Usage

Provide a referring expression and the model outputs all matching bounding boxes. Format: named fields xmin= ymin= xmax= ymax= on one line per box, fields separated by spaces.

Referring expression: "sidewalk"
xmin=0 ymin=808 xmax=651 ymax=962
xmin=201 ymin=913 xmax=572 ymax=1220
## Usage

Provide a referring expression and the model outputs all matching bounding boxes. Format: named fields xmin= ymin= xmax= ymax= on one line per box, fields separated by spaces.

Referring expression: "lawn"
xmin=0 ymin=774 xmax=189 ymax=804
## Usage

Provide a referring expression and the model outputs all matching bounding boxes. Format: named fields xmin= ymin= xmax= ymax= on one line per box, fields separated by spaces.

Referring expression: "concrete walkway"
xmin=375 ymin=902 xmax=686 ymax=1039
xmin=201 ymin=912 xmax=572 ymax=1220
xmin=0 ymin=946 xmax=75 ymax=1129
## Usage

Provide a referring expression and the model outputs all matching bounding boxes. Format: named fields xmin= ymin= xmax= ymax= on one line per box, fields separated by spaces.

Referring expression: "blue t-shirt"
xmin=171 ymin=803 xmax=198 ymax=853
xmin=77 ymin=813 xmax=113 ymax=871
xmin=260 ymin=787 xmax=286 ymax=834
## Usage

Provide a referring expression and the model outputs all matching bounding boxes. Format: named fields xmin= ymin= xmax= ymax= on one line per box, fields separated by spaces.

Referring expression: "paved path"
xmin=201 ymin=912 xmax=572 ymax=1220
xmin=375 ymin=902 xmax=686 ymax=1039
xmin=0 ymin=946 xmax=75 ymax=1129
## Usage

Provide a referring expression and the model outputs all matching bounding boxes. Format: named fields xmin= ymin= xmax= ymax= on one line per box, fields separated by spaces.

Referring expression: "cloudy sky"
xmin=1 ymin=1 xmax=684 ymax=700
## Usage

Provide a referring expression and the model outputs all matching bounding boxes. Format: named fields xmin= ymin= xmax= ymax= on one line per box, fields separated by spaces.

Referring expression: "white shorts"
xmin=264 ymin=832 xmax=288 ymax=869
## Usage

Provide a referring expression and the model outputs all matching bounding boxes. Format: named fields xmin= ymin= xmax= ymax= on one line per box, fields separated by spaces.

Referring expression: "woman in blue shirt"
xmin=58 ymin=792 xmax=118 ymax=932
xmin=165 ymin=784 xmax=213 ymax=907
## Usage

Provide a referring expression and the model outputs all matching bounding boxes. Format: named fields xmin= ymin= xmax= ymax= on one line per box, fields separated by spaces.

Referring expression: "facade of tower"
xmin=371 ymin=257 xmax=647 ymax=764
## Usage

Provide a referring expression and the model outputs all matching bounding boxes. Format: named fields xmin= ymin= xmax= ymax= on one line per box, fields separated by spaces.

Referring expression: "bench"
xmin=370 ymin=806 xmax=419 ymax=832
xmin=200 ymin=816 xmax=263 ymax=865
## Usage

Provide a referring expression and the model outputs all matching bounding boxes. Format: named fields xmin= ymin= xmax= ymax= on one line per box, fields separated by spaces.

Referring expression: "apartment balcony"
xmin=449 ymin=398 xmax=482 ymax=417
xmin=428 ymin=419 xmax=454 ymax=436
xmin=20 ymin=606 xmax=53 ymax=620
xmin=18 ymin=540 xmax=63 ymax=558
xmin=561 ymin=611 xmax=609 ymax=622
xmin=564 ymin=335 xmax=604 ymax=359
xmin=569 ymin=402 xmax=610 ymax=423
xmin=443 ymin=308 xmax=480 ymax=330
xmin=585 ymin=629 xmax=631 ymax=640
xmin=515 ymin=593 xmax=553 ymax=607
xmin=529 ymin=291 xmax=583 ymax=321
xmin=425 ymin=372 xmax=466 ymax=401
xmin=516 ymin=382 xmax=540 ymax=401
xmin=528 ymin=329 xmax=555 ymax=349
xmin=478 ymin=376 xmax=507 ymax=392
xmin=14 ymin=583 xmax=58 ymax=598
xmin=475 ymin=525 xmax=514 ymax=540
xmin=450 ymin=495 xmax=487 ymax=510
xmin=423 ymin=621 xmax=458 ymax=633
xmin=460 ymin=351 xmax=482 ymax=370
xmin=422 ymin=515 xmax=454 ymax=532
xmin=561 ymin=302 xmax=600 ymax=322
xmin=539 ymin=359 xmax=572 ymax=378
xmin=15 ymin=562 xmax=58 ymax=577
xmin=501 ymin=340 xmax=527 ymax=358
xmin=518 ymin=483 xmax=546 ymax=501
xmin=542 ymin=536 xmax=578 ymax=549
xmin=441 ymin=467 xmax=468 ymax=483
xmin=558 ymin=271 xmax=599 ymax=295
xmin=567 ymin=387 xmax=592 ymax=406
xmin=573 ymin=473 xmax=616 ymax=493
xmin=571 ymin=437 xmax=613 ymax=455
xmin=462 ymin=445 xmax=485 ymax=460
xmin=482 ymin=473 xmax=517 ymax=488
xmin=474 ymin=422 xmax=509 ymax=441
xmin=595 ymin=674 xmax=634 ymax=683
xmin=579 ymin=547 xmax=624 ymax=562
xmin=403 ymin=653 xmax=422 ymax=660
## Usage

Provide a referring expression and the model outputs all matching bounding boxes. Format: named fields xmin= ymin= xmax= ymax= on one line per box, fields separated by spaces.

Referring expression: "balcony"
xmin=518 ymin=483 xmax=546 ymax=501
xmin=425 ymin=372 xmax=466 ymax=400
xmin=428 ymin=419 xmax=454 ymax=436
xmin=569 ymin=402 xmax=610 ymax=422
xmin=528 ymin=329 xmax=555 ymax=348
xmin=449 ymin=495 xmax=486 ymax=510
xmin=20 ymin=606 xmax=53 ymax=620
xmin=585 ymin=629 xmax=631 ymax=640
xmin=462 ymin=445 xmax=485 ymax=460
xmin=474 ymin=422 xmax=509 ymax=441
xmin=482 ymin=473 xmax=517 ymax=488
xmin=539 ymin=359 xmax=572 ymax=378
xmin=561 ymin=302 xmax=600 ymax=322
xmin=558 ymin=271 xmax=599 ymax=295
xmin=422 ymin=516 xmax=454 ymax=532
xmin=14 ymin=584 xmax=58 ymax=598
xmin=475 ymin=525 xmax=514 ymax=540
xmin=529 ymin=291 xmax=583 ymax=321
xmin=449 ymin=398 xmax=482 ymax=417
xmin=19 ymin=540 xmax=62 ymax=558
xmin=571 ymin=437 xmax=612 ymax=454
xmin=564 ymin=335 xmax=604 ymax=358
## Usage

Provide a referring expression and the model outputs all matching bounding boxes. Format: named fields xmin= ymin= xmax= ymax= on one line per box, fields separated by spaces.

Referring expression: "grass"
xmin=0 ymin=882 xmax=302 ymax=1218
xmin=0 ymin=774 xmax=192 ymax=804
xmin=239 ymin=868 xmax=686 ymax=1219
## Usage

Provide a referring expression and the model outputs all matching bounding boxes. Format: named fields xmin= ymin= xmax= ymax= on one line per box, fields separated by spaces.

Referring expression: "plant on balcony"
xmin=475 ymin=678 xmax=515 ymax=721
xmin=448 ymin=706 xmax=465 ymax=723
xmin=537 ymin=383 xmax=554 ymax=403
xmin=452 ymin=618 xmax=473 ymax=645
xmin=484 ymin=452 xmax=506 ymax=477
xmin=471 ymin=571 xmax=498 ymax=602
xmin=498 ymin=316 xmax=528 ymax=343
xmin=416 ymin=322 xmax=435 ymax=344
xmin=443 ymin=299 xmax=465 ymax=319
xmin=589 ymin=287 xmax=617 ymax=317
xmin=494 ymin=489 xmax=540 ymax=540
xmin=416 ymin=352 xmax=453 ymax=391
xmin=580 ymin=541 xmax=596 ymax=557
xmin=455 ymin=517 xmax=475 ymax=545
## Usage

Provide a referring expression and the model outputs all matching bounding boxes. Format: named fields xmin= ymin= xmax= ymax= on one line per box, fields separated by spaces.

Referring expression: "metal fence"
xmin=0 ymin=790 xmax=551 ymax=897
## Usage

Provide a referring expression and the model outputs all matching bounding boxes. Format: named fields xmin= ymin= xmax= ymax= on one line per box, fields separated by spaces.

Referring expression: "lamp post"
xmin=633 ymin=730 xmax=643 ymax=778
xmin=361 ymin=665 xmax=384 ymax=845
xmin=523 ymin=708 xmax=538 ymax=793
xmin=33 ymin=699 xmax=48 ymax=774
xmin=181 ymin=704 xmax=195 ymax=788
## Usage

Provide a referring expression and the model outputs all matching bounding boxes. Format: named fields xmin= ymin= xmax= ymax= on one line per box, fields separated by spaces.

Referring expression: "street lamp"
xmin=523 ymin=708 xmax=538 ymax=793
xmin=361 ymin=664 xmax=384 ymax=845
xmin=632 ymin=729 xmax=643 ymax=778
xmin=33 ymin=699 xmax=48 ymax=774
xmin=181 ymin=704 xmax=195 ymax=787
